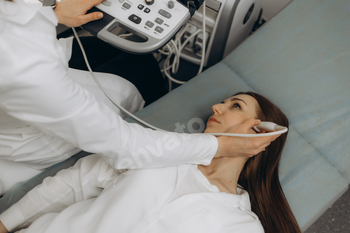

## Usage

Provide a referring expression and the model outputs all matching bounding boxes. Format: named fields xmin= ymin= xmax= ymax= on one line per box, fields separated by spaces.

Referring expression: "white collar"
xmin=0 ymin=0 xmax=57 ymax=26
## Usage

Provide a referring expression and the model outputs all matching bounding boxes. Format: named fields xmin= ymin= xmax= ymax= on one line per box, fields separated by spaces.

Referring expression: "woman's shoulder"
xmin=217 ymin=205 xmax=264 ymax=233
xmin=196 ymin=201 xmax=265 ymax=233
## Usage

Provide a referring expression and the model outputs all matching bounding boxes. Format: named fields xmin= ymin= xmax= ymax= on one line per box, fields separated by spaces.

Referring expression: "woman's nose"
xmin=212 ymin=104 xmax=222 ymax=115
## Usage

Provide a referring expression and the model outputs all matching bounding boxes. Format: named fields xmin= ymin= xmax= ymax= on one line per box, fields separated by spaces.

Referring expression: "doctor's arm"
xmin=51 ymin=0 xmax=279 ymax=160
xmin=0 ymin=155 xmax=118 ymax=233
xmin=50 ymin=0 xmax=277 ymax=161
xmin=50 ymin=0 xmax=280 ymax=159
xmin=0 ymin=5 xmax=275 ymax=171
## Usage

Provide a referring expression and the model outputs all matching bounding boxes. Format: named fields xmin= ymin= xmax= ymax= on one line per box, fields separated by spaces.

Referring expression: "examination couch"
xmin=1 ymin=0 xmax=349 ymax=231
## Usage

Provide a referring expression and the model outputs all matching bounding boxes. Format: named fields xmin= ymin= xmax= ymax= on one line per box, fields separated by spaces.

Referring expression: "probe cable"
xmin=159 ymin=0 xmax=207 ymax=89
xmin=72 ymin=27 xmax=164 ymax=132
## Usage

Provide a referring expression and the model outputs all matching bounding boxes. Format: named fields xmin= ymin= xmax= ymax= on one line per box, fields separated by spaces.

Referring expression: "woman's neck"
xmin=198 ymin=156 xmax=247 ymax=194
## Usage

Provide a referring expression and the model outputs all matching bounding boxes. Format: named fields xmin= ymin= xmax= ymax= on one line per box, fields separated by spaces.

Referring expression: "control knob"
xmin=145 ymin=0 xmax=154 ymax=5
xmin=168 ymin=0 xmax=174 ymax=9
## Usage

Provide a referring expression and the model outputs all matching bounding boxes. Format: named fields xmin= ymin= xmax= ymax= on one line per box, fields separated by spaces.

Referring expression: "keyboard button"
xmin=155 ymin=26 xmax=164 ymax=33
xmin=145 ymin=21 xmax=154 ymax=28
xmin=144 ymin=8 xmax=151 ymax=13
xmin=138 ymin=4 xmax=144 ymax=10
xmin=128 ymin=14 xmax=142 ymax=24
xmin=159 ymin=9 xmax=172 ymax=19
xmin=155 ymin=17 xmax=164 ymax=25
xmin=122 ymin=2 xmax=131 ymax=9
xmin=101 ymin=0 xmax=111 ymax=6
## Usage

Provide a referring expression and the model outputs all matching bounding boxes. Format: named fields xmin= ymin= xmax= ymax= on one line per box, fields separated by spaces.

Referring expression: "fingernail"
xmin=98 ymin=13 xmax=103 ymax=18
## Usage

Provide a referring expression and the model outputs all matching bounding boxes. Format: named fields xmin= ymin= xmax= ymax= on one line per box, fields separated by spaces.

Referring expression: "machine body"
xmin=180 ymin=0 xmax=263 ymax=67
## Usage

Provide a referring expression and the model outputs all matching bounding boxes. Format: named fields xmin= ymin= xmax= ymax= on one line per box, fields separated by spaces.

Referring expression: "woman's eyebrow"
xmin=230 ymin=97 xmax=247 ymax=106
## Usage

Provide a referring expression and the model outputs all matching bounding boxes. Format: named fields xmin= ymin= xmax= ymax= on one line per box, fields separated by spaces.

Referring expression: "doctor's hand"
xmin=54 ymin=0 xmax=104 ymax=27
xmin=214 ymin=119 xmax=281 ymax=159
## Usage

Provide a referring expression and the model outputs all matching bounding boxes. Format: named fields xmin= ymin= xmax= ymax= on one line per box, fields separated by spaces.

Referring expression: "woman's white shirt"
xmin=0 ymin=154 xmax=264 ymax=233
xmin=0 ymin=0 xmax=218 ymax=192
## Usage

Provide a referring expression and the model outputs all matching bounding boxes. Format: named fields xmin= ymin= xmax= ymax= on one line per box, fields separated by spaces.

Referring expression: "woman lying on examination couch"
xmin=0 ymin=92 xmax=302 ymax=233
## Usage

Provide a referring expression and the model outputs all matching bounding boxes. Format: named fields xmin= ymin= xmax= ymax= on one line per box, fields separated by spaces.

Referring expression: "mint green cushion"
xmin=223 ymin=0 xmax=350 ymax=183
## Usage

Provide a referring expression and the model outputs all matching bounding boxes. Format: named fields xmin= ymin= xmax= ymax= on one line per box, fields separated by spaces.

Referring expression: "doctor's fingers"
xmin=77 ymin=12 xmax=104 ymax=26
xmin=68 ymin=0 xmax=105 ymax=26
xmin=249 ymin=134 xmax=281 ymax=156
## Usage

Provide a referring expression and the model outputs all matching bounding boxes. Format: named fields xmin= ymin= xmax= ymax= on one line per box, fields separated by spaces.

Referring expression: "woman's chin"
xmin=204 ymin=127 xmax=220 ymax=134
xmin=203 ymin=127 xmax=211 ymax=133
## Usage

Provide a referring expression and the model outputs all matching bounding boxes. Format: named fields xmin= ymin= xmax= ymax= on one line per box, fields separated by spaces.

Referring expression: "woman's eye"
xmin=232 ymin=103 xmax=241 ymax=109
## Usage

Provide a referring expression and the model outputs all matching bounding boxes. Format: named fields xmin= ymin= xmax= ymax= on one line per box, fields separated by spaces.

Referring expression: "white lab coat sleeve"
xmin=0 ymin=154 xmax=119 ymax=232
xmin=57 ymin=37 xmax=74 ymax=62
xmin=0 ymin=5 xmax=218 ymax=170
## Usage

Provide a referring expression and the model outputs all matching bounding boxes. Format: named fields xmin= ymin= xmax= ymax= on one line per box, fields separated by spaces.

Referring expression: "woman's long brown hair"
xmin=236 ymin=92 xmax=301 ymax=233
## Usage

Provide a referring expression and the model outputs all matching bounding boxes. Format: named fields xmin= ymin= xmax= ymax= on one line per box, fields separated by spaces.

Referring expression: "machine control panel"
xmin=96 ymin=0 xmax=189 ymax=40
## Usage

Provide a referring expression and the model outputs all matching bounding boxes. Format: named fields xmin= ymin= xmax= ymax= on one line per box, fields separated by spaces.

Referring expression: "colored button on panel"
xmin=158 ymin=9 xmax=172 ymax=19
xmin=122 ymin=2 xmax=131 ymax=9
xmin=155 ymin=26 xmax=164 ymax=33
xmin=145 ymin=0 xmax=154 ymax=5
xmin=128 ymin=14 xmax=142 ymax=24
xmin=155 ymin=17 xmax=164 ymax=25
xmin=145 ymin=21 xmax=154 ymax=28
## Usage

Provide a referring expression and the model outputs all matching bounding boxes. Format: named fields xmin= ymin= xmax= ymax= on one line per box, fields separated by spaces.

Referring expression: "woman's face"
xmin=204 ymin=94 xmax=260 ymax=134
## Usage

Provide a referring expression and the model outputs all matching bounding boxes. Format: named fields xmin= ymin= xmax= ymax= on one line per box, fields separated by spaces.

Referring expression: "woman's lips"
xmin=208 ymin=117 xmax=220 ymax=123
